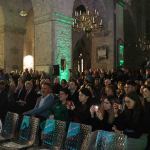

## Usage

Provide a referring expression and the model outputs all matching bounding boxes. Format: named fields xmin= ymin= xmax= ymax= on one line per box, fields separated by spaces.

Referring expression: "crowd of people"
xmin=0 ymin=67 xmax=150 ymax=149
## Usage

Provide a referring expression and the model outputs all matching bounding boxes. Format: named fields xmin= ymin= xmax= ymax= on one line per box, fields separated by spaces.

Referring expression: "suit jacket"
xmin=24 ymin=93 xmax=55 ymax=119
xmin=19 ymin=88 xmax=38 ymax=114
xmin=15 ymin=86 xmax=26 ymax=101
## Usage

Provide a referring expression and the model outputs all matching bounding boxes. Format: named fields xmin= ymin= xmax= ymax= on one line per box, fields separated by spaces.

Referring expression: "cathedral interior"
xmin=0 ymin=0 xmax=150 ymax=80
xmin=1 ymin=1 xmax=150 ymax=149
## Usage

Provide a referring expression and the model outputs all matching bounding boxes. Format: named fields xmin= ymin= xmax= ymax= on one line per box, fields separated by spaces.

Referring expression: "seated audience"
xmin=49 ymin=88 xmax=70 ymax=121
xmin=90 ymin=96 xmax=121 ymax=131
xmin=16 ymin=80 xmax=37 ymax=114
xmin=69 ymin=87 xmax=93 ymax=125
xmin=142 ymin=85 xmax=150 ymax=149
xmin=24 ymin=82 xmax=55 ymax=120
xmin=68 ymin=79 xmax=80 ymax=107
xmin=113 ymin=92 xmax=147 ymax=150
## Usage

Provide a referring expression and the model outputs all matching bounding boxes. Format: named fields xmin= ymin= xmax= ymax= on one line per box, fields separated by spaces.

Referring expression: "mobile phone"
xmin=94 ymin=105 xmax=99 ymax=111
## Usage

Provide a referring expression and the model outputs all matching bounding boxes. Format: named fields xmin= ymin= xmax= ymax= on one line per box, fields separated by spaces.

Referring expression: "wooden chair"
xmin=63 ymin=122 xmax=92 ymax=150
xmin=87 ymin=130 xmax=127 ymax=150
xmin=42 ymin=119 xmax=66 ymax=149
xmin=0 ymin=115 xmax=39 ymax=150
xmin=29 ymin=119 xmax=66 ymax=150
xmin=87 ymin=130 xmax=98 ymax=150
xmin=0 ymin=112 xmax=19 ymax=142
xmin=114 ymin=132 xmax=127 ymax=150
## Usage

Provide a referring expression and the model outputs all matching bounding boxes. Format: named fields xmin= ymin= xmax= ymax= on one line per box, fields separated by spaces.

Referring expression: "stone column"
xmin=0 ymin=0 xmax=27 ymax=72
xmin=34 ymin=14 xmax=53 ymax=72
xmin=0 ymin=15 xmax=25 ymax=72
xmin=32 ymin=0 xmax=54 ymax=72
xmin=51 ymin=12 xmax=73 ymax=81
xmin=32 ymin=0 xmax=73 ymax=80
xmin=34 ymin=12 xmax=72 ymax=81
xmin=4 ymin=25 xmax=25 ymax=72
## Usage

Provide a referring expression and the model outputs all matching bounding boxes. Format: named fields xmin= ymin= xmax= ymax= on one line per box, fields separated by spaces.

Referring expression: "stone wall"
xmin=0 ymin=0 xmax=26 ymax=72
xmin=124 ymin=0 xmax=150 ymax=69
xmin=32 ymin=0 xmax=53 ymax=72
xmin=52 ymin=13 xmax=72 ymax=80
xmin=5 ymin=27 xmax=24 ymax=71
xmin=32 ymin=0 xmax=74 ymax=80
xmin=24 ymin=10 xmax=34 ymax=57
xmin=72 ymin=0 xmax=115 ymax=71
xmin=91 ymin=0 xmax=115 ymax=70
xmin=0 ymin=0 xmax=119 ymax=73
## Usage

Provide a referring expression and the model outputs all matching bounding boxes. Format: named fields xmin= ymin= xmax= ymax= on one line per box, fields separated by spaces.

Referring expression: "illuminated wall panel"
xmin=53 ymin=12 xmax=73 ymax=81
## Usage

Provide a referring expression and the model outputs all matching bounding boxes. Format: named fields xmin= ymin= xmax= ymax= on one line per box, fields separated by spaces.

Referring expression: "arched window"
xmin=23 ymin=55 xmax=34 ymax=70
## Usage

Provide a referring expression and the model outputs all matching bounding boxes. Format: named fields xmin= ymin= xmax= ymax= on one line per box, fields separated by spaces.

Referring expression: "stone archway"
xmin=73 ymin=37 xmax=91 ymax=72
xmin=72 ymin=1 xmax=93 ymax=72
xmin=72 ymin=0 xmax=115 ymax=71
xmin=72 ymin=37 xmax=91 ymax=72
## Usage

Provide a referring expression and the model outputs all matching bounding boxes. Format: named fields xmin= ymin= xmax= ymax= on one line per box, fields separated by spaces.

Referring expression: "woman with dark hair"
xmin=142 ymin=85 xmax=150 ymax=149
xmin=61 ymin=79 xmax=68 ymax=90
xmin=113 ymin=92 xmax=147 ymax=150
xmin=90 ymin=96 xmax=121 ymax=131
xmin=100 ymin=84 xmax=117 ymax=103
xmin=69 ymin=87 xmax=93 ymax=125
xmin=117 ymin=81 xmax=125 ymax=104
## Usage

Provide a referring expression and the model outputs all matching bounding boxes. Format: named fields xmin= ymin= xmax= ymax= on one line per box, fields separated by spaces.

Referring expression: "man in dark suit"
xmin=15 ymin=77 xmax=26 ymax=101
xmin=9 ymin=77 xmax=26 ymax=113
xmin=17 ymin=80 xmax=37 ymax=114
xmin=24 ymin=82 xmax=55 ymax=119
xmin=68 ymin=79 xmax=80 ymax=107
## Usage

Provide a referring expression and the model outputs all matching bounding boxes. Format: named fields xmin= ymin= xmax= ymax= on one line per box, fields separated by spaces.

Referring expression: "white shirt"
xmin=38 ymin=94 xmax=50 ymax=108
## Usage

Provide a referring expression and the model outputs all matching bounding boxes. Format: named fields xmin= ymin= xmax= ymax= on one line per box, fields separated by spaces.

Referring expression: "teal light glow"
xmin=117 ymin=0 xmax=125 ymax=7
xmin=119 ymin=44 xmax=124 ymax=66
xmin=54 ymin=12 xmax=73 ymax=81
xmin=53 ymin=12 xmax=73 ymax=25
xmin=119 ymin=44 xmax=124 ymax=54
xmin=120 ymin=60 xmax=124 ymax=66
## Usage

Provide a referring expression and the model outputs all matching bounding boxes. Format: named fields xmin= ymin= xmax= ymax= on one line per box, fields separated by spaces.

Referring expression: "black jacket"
xmin=114 ymin=109 xmax=144 ymax=138
xmin=0 ymin=89 xmax=8 ymax=122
